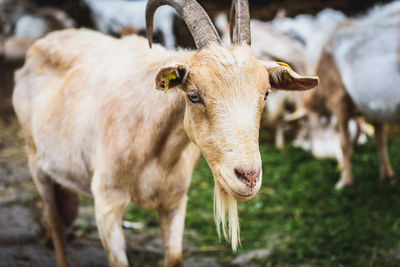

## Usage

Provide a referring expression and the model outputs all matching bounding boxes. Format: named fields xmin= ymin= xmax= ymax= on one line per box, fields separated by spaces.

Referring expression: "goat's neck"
xmin=152 ymin=92 xmax=193 ymax=169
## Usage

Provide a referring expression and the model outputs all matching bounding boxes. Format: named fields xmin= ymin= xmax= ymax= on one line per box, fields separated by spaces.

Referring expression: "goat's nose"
xmin=234 ymin=167 xmax=261 ymax=188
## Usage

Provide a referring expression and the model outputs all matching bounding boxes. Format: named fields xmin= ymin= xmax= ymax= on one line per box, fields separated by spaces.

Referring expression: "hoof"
xmin=335 ymin=179 xmax=353 ymax=190
xmin=381 ymin=173 xmax=396 ymax=186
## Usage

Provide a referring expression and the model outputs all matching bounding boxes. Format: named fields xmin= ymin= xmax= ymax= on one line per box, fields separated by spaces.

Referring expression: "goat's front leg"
xmin=335 ymin=105 xmax=353 ymax=189
xmin=372 ymin=122 xmax=395 ymax=184
xmin=159 ymin=196 xmax=187 ymax=267
xmin=92 ymin=172 xmax=130 ymax=267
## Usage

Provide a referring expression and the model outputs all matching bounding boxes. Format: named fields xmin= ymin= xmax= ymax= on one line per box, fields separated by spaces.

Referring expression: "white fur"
xmin=214 ymin=183 xmax=240 ymax=251
xmin=85 ymin=0 xmax=177 ymax=49
xmin=270 ymin=8 xmax=346 ymax=73
xmin=331 ymin=1 xmax=400 ymax=122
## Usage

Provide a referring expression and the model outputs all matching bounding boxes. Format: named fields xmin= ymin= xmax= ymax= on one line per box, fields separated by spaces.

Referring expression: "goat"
xmin=272 ymin=3 xmax=400 ymax=189
xmin=293 ymin=112 xmax=370 ymax=166
xmin=270 ymin=8 xmax=346 ymax=74
xmin=84 ymin=0 xmax=177 ymax=49
xmin=12 ymin=0 xmax=318 ymax=266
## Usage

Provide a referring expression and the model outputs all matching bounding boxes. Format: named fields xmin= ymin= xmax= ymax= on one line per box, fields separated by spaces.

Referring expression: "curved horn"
xmin=146 ymin=0 xmax=221 ymax=49
xmin=230 ymin=0 xmax=251 ymax=45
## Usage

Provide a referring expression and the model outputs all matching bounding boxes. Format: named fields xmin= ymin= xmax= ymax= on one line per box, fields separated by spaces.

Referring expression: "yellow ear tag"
xmin=164 ymin=73 xmax=177 ymax=94
xmin=276 ymin=61 xmax=292 ymax=70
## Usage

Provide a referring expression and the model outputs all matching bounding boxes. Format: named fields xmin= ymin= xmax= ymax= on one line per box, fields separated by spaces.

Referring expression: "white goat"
xmin=84 ymin=0 xmax=177 ymax=49
xmin=272 ymin=3 xmax=400 ymax=188
xmin=270 ymin=8 xmax=347 ymax=73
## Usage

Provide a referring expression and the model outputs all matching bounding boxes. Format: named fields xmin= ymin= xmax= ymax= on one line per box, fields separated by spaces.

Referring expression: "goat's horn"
xmin=283 ymin=108 xmax=308 ymax=122
xmin=229 ymin=0 xmax=251 ymax=45
xmin=146 ymin=0 xmax=221 ymax=49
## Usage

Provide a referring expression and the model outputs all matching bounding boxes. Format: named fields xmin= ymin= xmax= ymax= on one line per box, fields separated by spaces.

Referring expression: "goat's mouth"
xmin=216 ymin=170 xmax=260 ymax=201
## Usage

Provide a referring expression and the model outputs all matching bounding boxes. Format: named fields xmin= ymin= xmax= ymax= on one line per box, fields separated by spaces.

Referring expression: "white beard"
xmin=214 ymin=182 xmax=240 ymax=251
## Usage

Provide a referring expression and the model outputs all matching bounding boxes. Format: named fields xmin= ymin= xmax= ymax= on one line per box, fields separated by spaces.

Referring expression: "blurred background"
xmin=1 ymin=0 xmax=400 ymax=266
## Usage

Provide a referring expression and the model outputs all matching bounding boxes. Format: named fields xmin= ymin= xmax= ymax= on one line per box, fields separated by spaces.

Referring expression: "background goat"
xmin=84 ymin=0 xmax=177 ymax=49
xmin=271 ymin=2 xmax=400 ymax=188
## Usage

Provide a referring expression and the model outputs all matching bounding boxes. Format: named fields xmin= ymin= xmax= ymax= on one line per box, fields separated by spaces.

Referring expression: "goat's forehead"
xmin=188 ymin=45 xmax=267 ymax=96
xmin=190 ymin=45 xmax=258 ymax=70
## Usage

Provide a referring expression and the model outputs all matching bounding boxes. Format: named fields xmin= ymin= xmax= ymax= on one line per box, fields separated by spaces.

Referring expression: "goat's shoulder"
xmin=26 ymin=28 xmax=115 ymax=71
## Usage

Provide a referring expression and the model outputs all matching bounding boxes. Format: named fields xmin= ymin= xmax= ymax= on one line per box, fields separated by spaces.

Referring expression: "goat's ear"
xmin=262 ymin=61 xmax=319 ymax=91
xmin=154 ymin=62 xmax=189 ymax=92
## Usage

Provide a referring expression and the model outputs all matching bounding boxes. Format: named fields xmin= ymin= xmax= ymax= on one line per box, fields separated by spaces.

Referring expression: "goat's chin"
xmin=216 ymin=170 xmax=261 ymax=202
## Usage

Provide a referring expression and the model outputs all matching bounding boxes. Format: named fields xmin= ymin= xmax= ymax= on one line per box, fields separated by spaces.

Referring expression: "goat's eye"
xmin=264 ymin=89 xmax=270 ymax=101
xmin=188 ymin=91 xmax=202 ymax=104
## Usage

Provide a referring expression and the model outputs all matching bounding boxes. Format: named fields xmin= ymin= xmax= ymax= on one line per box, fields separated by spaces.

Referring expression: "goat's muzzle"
xmin=234 ymin=167 xmax=260 ymax=188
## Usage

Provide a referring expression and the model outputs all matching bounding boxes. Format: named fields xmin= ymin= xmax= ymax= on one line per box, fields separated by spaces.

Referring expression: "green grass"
xmin=125 ymin=138 xmax=400 ymax=266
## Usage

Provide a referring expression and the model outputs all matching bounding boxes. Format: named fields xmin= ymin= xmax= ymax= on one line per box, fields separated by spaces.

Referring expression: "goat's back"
xmin=12 ymin=28 xmax=185 ymax=196
xmin=330 ymin=2 xmax=400 ymax=122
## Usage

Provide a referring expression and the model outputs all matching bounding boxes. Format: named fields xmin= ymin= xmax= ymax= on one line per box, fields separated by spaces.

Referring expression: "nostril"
xmin=234 ymin=167 xmax=261 ymax=188
xmin=234 ymin=168 xmax=244 ymax=179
